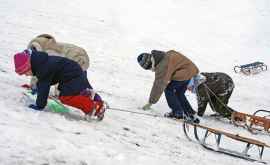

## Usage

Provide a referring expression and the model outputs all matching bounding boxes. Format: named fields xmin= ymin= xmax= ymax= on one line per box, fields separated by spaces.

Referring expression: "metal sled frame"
xmin=183 ymin=121 xmax=270 ymax=163
xmin=234 ymin=62 xmax=267 ymax=75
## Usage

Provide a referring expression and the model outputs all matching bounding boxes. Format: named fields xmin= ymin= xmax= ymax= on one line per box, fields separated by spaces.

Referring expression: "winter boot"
xmin=184 ymin=114 xmax=200 ymax=124
xmin=85 ymin=101 xmax=106 ymax=121
xmin=93 ymin=101 xmax=106 ymax=121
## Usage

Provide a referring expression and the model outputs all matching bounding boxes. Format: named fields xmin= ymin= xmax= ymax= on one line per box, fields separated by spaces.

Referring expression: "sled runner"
xmin=234 ymin=62 xmax=267 ymax=75
xmin=183 ymin=121 xmax=270 ymax=163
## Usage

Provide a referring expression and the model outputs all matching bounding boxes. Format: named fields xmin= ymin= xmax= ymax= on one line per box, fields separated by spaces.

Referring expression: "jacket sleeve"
xmin=149 ymin=76 xmax=168 ymax=104
xmin=148 ymin=56 xmax=170 ymax=104
xmin=149 ymin=62 xmax=169 ymax=104
xmin=36 ymin=81 xmax=51 ymax=108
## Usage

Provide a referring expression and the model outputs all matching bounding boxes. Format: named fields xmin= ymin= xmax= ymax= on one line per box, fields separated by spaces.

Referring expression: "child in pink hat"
xmin=13 ymin=49 xmax=105 ymax=120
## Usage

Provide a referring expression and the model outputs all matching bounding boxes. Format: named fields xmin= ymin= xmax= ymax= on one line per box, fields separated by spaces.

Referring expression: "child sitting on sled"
xmin=13 ymin=49 xmax=105 ymax=120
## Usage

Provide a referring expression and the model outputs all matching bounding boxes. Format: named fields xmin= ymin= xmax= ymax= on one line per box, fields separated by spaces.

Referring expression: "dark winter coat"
xmin=31 ymin=51 xmax=91 ymax=108
xmin=196 ymin=72 xmax=234 ymax=117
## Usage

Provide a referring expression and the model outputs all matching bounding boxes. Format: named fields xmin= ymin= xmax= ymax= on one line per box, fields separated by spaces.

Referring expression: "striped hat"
xmin=137 ymin=53 xmax=152 ymax=70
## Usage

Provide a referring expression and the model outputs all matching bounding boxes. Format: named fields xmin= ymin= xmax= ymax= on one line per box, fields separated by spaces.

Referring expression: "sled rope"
xmin=202 ymin=83 xmax=233 ymax=113
xmin=107 ymin=107 xmax=160 ymax=117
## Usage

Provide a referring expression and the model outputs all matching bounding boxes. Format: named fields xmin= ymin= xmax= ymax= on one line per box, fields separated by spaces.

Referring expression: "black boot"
xmin=184 ymin=114 xmax=200 ymax=124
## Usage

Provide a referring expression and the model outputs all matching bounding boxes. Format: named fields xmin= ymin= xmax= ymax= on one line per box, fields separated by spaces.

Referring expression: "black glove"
xmin=28 ymin=104 xmax=43 ymax=111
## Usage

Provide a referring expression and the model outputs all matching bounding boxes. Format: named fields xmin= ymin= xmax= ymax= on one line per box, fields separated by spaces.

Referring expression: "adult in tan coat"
xmin=27 ymin=34 xmax=90 ymax=95
xmin=137 ymin=50 xmax=199 ymax=122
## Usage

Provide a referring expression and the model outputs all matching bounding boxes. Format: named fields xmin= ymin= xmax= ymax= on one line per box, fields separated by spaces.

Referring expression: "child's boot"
xmin=93 ymin=101 xmax=106 ymax=120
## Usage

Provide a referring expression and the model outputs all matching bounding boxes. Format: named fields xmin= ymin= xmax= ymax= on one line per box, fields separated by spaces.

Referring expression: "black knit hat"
xmin=137 ymin=53 xmax=152 ymax=70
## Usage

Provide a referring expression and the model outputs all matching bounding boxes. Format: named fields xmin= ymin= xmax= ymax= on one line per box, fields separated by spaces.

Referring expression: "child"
xmin=187 ymin=72 xmax=235 ymax=118
xmin=14 ymin=49 xmax=105 ymax=120
xmin=137 ymin=50 xmax=199 ymax=123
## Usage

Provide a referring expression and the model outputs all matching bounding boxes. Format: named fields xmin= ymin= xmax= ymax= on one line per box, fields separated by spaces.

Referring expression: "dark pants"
xmin=164 ymin=80 xmax=195 ymax=117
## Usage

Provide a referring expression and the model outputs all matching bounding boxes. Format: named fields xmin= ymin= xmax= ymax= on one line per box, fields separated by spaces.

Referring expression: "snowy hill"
xmin=0 ymin=0 xmax=269 ymax=164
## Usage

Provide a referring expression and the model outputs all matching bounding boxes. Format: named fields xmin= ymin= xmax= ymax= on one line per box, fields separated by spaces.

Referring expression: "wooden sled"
xmin=183 ymin=121 xmax=270 ymax=163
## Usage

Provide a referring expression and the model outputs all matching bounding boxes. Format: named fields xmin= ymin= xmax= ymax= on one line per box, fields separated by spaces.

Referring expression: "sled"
xmin=22 ymin=89 xmax=105 ymax=121
xmin=234 ymin=62 xmax=267 ymax=75
xmin=23 ymin=90 xmax=70 ymax=113
xmin=183 ymin=121 xmax=270 ymax=164
xmin=231 ymin=110 xmax=270 ymax=134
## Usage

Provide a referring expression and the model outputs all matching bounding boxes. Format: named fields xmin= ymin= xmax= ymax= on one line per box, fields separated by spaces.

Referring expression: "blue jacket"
xmin=31 ymin=51 xmax=91 ymax=108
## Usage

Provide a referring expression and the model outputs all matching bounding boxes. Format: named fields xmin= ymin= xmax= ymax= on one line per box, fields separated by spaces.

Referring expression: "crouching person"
xmin=187 ymin=72 xmax=235 ymax=118
xmin=27 ymin=34 xmax=90 ymax=97
xmin=13 ymin=49 xmax=105 ymax=120
xmin=137 ymin=50 xmax=199 ymax=123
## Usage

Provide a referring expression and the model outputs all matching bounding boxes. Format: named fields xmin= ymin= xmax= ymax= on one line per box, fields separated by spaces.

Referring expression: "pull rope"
xmin=107 ymin=107 xmax=160 ymax=118
xmin=201 ymin=83 xmax=234 ymax=114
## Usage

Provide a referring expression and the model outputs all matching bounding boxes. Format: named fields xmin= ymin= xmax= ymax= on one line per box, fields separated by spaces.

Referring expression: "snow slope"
xmin=0 ymin=0 xmax=269 ymax=164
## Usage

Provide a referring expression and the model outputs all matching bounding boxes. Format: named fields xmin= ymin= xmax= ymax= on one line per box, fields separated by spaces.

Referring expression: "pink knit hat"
xmin=14 ymin=50 xmax=31 ymax=75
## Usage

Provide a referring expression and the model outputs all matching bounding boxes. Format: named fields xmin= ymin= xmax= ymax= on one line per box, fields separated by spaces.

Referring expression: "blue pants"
xmin=164 ymin=80 xmax=194 ymax=117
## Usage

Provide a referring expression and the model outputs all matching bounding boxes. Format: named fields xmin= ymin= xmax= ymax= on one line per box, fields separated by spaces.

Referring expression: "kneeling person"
xmin=188 ymin=72 xmax=235 ymax=118
xmin=14 ymin=49 xmax=105 ymax=120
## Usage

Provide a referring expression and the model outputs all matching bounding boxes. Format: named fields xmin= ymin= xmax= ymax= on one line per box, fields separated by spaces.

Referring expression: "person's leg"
xmin=174 ymin=80 xmax=195 ymax=116
xmin=208 ymin=96 xmax=223 ymax=117
xmin=173 ymin=80 xmax=200 ymax=123
xmin=211 ymin=94 xmax=234 ymax=118
xmin=164 ymin=81 xmax=184 ymax=118
xmin=197 ymin=100 xmax=208 ymax=116
xmin=59 ymin=95 xmax=95 ymax=114
xmin=59 ymin=95 xmax=105 ymax=118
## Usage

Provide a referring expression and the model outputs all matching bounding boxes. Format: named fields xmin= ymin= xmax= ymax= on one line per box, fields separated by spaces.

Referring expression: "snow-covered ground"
xmin=0 ymin=0 xmax=269 ymax=164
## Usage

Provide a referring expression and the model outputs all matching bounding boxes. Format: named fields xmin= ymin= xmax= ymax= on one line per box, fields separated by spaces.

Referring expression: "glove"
xmin=21 ymin=84 xmax=38 ymax=94
xmin=28 ymin=104 xmax=43 ymax=111
xmin=142 ymin=103 xmax=152 ymax=110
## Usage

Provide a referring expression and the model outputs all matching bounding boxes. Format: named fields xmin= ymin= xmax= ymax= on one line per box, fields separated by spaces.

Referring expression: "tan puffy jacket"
xmin=27 ymin=34 xmax=90 ymax=94
xmin=149 ymin=50 xmax=199 ymax=104
xmin=27 ymin=34 xmax=89 ymax=70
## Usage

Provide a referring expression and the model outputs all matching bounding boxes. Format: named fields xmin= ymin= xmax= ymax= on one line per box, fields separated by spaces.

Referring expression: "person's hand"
xmin=28 ymin=104 xmax=43 ymax=111
xmin=31 ymin=86 xmax=38 ymax=95
xmin=142 ymin=103 xmax=152 ymax=110
xmin=21 ymin=84 xmax=38 ymax=94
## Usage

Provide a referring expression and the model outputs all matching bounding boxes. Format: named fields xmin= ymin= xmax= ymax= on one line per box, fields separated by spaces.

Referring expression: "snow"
xmin=0 ymin=0 xmax=269 ymax=164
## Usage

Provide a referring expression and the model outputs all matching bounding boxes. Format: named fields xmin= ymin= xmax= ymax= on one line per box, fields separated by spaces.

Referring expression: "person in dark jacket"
xmin=13 ymin=49 xmax=105 ymax=120
xmin=187 ymin=72 xmax=235 ymax=118
xmin=137 ymin=50 xmax=199 ymax=122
